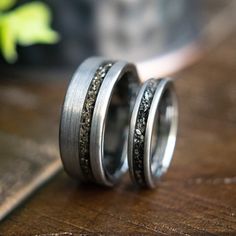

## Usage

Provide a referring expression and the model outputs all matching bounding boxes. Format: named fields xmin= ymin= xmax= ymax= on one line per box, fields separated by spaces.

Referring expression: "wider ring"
xmin=128 ymin=78 xmax=178 ymax=188
xmin=59 ymin=57 xmax=140 ymax=186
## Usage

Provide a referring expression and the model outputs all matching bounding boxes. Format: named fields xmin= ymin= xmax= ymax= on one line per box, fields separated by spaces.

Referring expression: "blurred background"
xmin=1 ymin=0 xmax=236 ymax=223
xmin=0 ymin=0 xmax=235 ymax=78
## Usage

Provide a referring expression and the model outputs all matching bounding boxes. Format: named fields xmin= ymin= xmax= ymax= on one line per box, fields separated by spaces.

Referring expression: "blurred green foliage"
xmin=0 ymin=0 xmax=16 ymax=11
xmin=0 ymin=1 xmax=59 ymax=63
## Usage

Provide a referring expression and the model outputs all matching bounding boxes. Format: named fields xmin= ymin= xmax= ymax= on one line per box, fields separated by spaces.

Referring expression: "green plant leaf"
xmin=0 ymin=0 xmax=16 ymax=11
xmin=0 ymin=2 xmax=59 ymax=63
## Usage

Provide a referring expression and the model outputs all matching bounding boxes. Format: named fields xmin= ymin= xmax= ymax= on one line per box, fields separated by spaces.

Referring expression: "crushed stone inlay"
xmin=133 ymin=79 xmax=158 ymax=186
xmin=79 ymin=62 xmax=113 ymax=180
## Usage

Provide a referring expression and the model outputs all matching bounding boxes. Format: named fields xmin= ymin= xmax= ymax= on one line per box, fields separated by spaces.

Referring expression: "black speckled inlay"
xmin=133 ymin=79 xmax=158 ymax=186
xmin=79 ymin=62 xmax=113 ymax=180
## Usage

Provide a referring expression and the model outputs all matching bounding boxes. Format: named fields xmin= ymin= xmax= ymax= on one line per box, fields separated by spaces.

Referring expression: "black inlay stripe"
xmin=79 ymin=62 xmax=113 ymax=180
xmin=133 ymin=79 xmax=158 ymax=186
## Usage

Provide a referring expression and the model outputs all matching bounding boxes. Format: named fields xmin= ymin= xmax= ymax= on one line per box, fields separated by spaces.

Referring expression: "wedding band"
xmin=59 ymin=57 xmax=139 ymax=186
xmin=128 ymin=78 xmax=178 ymax=188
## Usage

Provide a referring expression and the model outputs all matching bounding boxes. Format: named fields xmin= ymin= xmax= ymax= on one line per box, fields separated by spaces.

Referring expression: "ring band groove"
xmin=132 ymin=79 xmax=158 ymax=186
xmin=79 ymin=62 xmax=113 ymax=180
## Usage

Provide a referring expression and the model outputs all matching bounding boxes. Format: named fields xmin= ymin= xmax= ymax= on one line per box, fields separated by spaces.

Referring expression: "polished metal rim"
xmin=59 ymin=57 xmax=140 ymax=186
xmin=90 ymin=61 xmax=139 ymax=186
xmin=128 ymin=78 xmax=178 ymax=188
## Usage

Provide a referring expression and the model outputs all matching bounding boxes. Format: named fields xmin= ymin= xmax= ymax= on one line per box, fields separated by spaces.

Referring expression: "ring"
xmin=59 ymin=57 xmax=140 ymax=186
xmin=128 ymin=78 xmax=178 ymax=188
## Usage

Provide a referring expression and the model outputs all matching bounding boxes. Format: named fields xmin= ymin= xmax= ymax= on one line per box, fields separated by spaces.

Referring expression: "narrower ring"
xmin=128 ymin=78 xmax=178 ymax=188
xmin=59 ymin=57 xmax=140 ymax=186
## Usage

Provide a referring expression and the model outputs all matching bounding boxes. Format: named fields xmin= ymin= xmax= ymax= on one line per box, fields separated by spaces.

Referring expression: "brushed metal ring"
xmin=59 ymin=57 xmax=140 ymax=186
xmin=128 ymin=78 xmax=178 ymax=188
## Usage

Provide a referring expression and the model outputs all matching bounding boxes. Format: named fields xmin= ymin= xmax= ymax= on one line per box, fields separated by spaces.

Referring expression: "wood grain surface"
xmin=0 ymin=34 xmax=236 ymax=235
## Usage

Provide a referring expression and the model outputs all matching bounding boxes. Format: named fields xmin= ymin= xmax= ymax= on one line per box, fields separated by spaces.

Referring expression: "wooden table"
xmin=0 ymin=34 xmax=236 ymax=235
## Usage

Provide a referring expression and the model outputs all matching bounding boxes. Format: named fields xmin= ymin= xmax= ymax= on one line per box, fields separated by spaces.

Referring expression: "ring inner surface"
xmin=104 ymin=72 xmax=134 ymax=177
xmin=151 ymin=86 xmax=173 ymax=177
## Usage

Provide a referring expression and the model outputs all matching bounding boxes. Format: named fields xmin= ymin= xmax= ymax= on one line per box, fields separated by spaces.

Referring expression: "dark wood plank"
xmin=0 ymin=35 xmax=236 ymax=235
xmin=0 ymin=71 xmax=69 ymax=221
